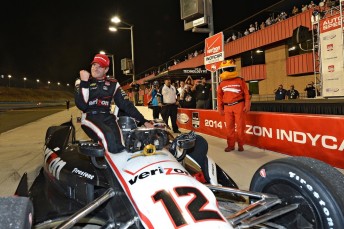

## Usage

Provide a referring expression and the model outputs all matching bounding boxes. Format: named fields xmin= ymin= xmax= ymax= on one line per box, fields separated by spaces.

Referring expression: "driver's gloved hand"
xmin=169 ymin=131 xmax=196 ymax=161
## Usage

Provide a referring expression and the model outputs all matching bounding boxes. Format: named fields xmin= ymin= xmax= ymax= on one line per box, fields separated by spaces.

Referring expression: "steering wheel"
xmin=125 ymin=128 xmax=168 ymax=152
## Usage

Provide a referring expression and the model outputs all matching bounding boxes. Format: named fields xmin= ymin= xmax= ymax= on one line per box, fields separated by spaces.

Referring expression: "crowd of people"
xmin=273 ymin=82 xmax=318 ymax=100
xmin=225 ymin=0 xmax=339 ymax=44
xmin=138 ymin=0 xmax=341 ymax=84
xmin=148 ymin=75 xmax=212 ymax=111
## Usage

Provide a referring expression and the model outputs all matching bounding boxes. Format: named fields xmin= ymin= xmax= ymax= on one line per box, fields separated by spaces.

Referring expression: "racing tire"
xmin=250 ymin=156 xmax=344 ymax=229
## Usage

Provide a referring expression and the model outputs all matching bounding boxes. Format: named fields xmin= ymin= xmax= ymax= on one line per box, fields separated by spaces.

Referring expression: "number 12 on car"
xmin=152 ymin=186 xmax=226 ymax=228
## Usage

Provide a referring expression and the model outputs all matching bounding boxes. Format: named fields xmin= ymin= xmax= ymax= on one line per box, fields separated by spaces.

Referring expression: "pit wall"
xmin=177 ymin=108 xmax=344 ymax=169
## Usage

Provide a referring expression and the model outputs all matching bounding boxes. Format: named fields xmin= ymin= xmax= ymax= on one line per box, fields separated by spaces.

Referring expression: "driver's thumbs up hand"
xmin=80 ymin=70 xmax=90 ymax=81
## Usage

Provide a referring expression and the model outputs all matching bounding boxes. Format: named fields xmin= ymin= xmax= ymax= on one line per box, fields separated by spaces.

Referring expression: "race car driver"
xmin=75 ymin=54 xmax=153 ymax=154
xmin=217 ymin=60 xmax=251 ymax=152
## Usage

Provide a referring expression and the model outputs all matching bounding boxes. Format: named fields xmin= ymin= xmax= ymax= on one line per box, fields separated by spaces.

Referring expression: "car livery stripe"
xmin=82 ymin=118 xmax=109 ymax=152
xmin=105 ymin=152 xmax=154 ymax=229
xmin=124 ymin=160 xmax=174 ymax=175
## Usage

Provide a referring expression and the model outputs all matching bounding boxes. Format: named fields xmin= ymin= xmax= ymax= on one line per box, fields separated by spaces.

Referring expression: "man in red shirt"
xmin=217 ymin=60 xmax=251 ymax=152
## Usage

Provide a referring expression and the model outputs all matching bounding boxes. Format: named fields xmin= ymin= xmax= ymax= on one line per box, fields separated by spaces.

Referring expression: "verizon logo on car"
xmin=127 ymin=167 xmax=190 ymax=185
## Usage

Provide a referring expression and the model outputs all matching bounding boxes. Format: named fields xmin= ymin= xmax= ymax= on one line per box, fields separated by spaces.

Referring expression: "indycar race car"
xmin=3 ymin=117 xmax=344 ymax=229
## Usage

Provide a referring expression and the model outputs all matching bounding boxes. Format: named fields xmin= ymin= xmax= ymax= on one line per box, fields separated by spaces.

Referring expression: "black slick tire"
xmin=250 ymin=156 xmax=344 ymax=229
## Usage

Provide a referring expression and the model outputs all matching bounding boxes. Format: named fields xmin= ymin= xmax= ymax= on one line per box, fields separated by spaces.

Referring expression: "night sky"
xmin=0 ymin=0 xmax=311 ymax=86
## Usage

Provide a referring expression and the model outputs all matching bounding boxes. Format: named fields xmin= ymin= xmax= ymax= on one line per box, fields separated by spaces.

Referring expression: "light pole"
xmin=23 ymin=77 xmax=27 ymax=88
xmin=100 ymin=51 xmax=115 ymax=78
xmin=109 ymin=16 xmax=135 ymax=81
xmin=36 ymin=79 xmax=40 ymax=88
xmin=8 ymin=75 xmax=12 ymax=87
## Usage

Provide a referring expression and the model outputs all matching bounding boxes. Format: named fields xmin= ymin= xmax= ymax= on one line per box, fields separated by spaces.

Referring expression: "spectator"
xmin=308 ymin=1 xmax=316 ymax=9
xmin=158 ymin=77 xmax=181 ymax=133
xmin=177 ymin=81 xmax=185 ymax=95
xmin=292 ymin=6 xmax=299 ymax=15
xmin=302 ymin=4 xmax=308 ymax=12
xmin=172 ymin=81 xmax=179 ymax=89
xmin=274 ymin=84 xmax=287 ymax=100
xmin=231 ymin=33 xmax=237 ymax=41
xmin=192 ymin=77 xmax=211 ymax=109
xmin=280 ymin=11 xmax=288 ymax=20
xmin=178 ymin=81 xmax=185 ymax=105
xmin=255 ymin=21 xmax=259 ymax=31
xmin=260 ymin=21 xmax=265 ymax=29
xmin=148 ymin=80 xmax=161 ymax=119
xmin=265 ymin=17 xmax=272 ymax=26
xmin=304 ymin=82 xmax=316 ymax=98
xmin=130 ymin=80 xmax=140 ymax=105
xmin=181 ymin=85 xmax=196 ymax=108
xmin=244 ymin=29 xmax=249 ymax=36
xmin=286 ymin=85 xmax=300 ymax=99
xmin=185 ymin=75 xmax=194 ymax=87
xmin=248 ymin=24 xmax=255 ymax=33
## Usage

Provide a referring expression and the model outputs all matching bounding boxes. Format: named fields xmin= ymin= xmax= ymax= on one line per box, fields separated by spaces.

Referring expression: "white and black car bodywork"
xmin=9 ymin=118 xmax=344 ymax=229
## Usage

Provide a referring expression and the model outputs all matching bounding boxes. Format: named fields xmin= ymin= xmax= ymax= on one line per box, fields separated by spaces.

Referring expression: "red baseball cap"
xmin=91 ymin=54 xmax=110 ymax=67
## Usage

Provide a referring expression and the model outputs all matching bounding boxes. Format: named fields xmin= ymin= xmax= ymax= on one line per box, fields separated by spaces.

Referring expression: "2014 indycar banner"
xmin=177 ymin=108 xmax=344 ymax=169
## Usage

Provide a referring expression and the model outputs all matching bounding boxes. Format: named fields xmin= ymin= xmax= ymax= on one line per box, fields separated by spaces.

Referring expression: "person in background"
xmin=274 ymin=84 xmax=287 ymax=100
xmin=248 ymin=24 xmax=255 ymax=33
xmin=75 ymin=54 xmax=153 ymax=154
xmin=244 ymin=29 xmax=249 ymax=36
xmin=217 ymin=60 xmax=251 ymax=152
xmin=66 ymin=100 xmax=70 ymax=110
xmin=148 ymin=81 xmax=161 ymax=119
xmin=181 ymin=85 xmax=196 ymax=108
xmin=130 ymin=80 xmax=140 ymax=105
xmin=304 ymin=81 xmax=316 ymax=98
xmin=292 ymin=5 xmax=299 ymax=15
xmin=158 ymin=77 xmax=181 ymax=133
xmin=185 ymin=75 xmax=194 ymax=88
xmin=192 ymin=77 xmax=211 ymax=109
xmin=177 ymin=81 xmax=185 ymax=107
xmin=286 ymin=85 xmax=300 ymax=99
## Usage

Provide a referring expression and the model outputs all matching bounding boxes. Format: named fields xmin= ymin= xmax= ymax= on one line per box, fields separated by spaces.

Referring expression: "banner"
xmin=320 ymin=14 xmax=344 ymax=97
xmin=204 ymin=32 xmax=224 ymax=72
xmin=177 ymin=108 xmax=344 ymax=169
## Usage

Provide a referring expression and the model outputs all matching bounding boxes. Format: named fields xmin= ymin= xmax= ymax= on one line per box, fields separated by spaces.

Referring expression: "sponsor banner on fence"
xmin=177 ymin=108 xmax=344 ymax=169
xmin=320 ymin=14 xmax=344 ymax=97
